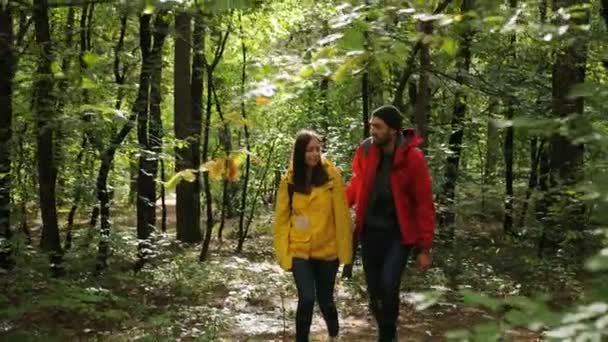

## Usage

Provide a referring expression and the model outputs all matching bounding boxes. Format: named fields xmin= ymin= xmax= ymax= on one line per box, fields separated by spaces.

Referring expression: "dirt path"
xmin=207 ymin=235 xmax=539 ymax=342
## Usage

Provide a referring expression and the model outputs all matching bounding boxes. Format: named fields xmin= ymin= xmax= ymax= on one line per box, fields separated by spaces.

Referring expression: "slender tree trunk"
xmin=439 ymin=0 xmax=474 ymax=240
xmin=14 ymin=124 xmax=31 ymax=244
xmin=503 ymin=0 xmax=517 ymax=235
xmin=213 ymin=84 xmax=232 ymax=243
xmin=237 ymin=140 xmax=277 ymax=252
xmin=415 ymin=19 xmax=432 ymax=149
xmin=237 ymin=19 xmax=251 ymax=253
xmin=200 ymin=25 xmax=231 ymax=261
xmin=33 ymin=0 xmax=62 ymax=274
xmin=0 ymin=4 xmax=14 ymax=269
xmin=200 ymin=70 xmax=215 ymax=261
xmin=95 ymin=13 xmax=152 ymax=272
xmin=482 ymin=100 xmax=499 ymax=212
xmin=392 ymin=0 xmax=451 ymax=111
xmin=64 ymin=136 xmax=87 ymax=250
xmin=519 ymin=138 xmax=544 ymax=227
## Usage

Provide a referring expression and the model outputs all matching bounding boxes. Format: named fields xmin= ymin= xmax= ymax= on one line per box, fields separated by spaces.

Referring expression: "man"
xmin=346 ymin=105 xmax=435 ymax=341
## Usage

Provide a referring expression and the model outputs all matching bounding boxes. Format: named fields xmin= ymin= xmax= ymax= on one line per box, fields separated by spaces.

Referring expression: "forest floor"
xmin=0 ymin=208 xmax=588 ymax=341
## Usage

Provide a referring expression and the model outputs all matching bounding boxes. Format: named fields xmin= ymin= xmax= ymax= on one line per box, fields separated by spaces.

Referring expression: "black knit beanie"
xmin=371 ymin=105 xmax=402 ymax=130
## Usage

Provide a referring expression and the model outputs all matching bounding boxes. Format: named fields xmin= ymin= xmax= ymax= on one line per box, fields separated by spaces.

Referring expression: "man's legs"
xmin=377 ymin=241 xmax=411 ymax=341
xmin=361 ymin=233 xmax=388 ymax=327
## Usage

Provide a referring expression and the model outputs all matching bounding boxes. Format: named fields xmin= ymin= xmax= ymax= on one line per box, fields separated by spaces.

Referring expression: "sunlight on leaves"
xmin=82 ymin=52 xmax=100 ymax=66
xmin=441 ymin=37 xmax=458 ymax=56
xmin=165 ymin=169 xmax=197 ymax=191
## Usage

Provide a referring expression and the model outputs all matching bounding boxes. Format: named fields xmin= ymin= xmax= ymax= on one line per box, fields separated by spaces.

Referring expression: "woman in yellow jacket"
xmin=273 ymin=129 xmax=353 ymax=342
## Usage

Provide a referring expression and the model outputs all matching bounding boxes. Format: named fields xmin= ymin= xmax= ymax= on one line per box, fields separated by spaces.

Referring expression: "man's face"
xmin=369 ymin=116 xmax=396 ymax=147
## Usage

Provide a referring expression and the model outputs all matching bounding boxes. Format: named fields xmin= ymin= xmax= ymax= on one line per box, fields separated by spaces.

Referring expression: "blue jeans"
xmin=292 ymin=257 xmax=339 ymax=342
xmin=361 ymin=230 xmax=412 ymax=342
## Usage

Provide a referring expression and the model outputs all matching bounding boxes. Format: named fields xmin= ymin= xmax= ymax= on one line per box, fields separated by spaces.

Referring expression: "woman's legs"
xmin=313 ymin=259 xmax=340 ymax=337
xmin=292 ymin=258 xmax=316 ymax=342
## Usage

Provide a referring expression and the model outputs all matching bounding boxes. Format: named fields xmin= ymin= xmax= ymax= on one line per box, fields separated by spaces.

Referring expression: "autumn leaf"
xmin=256 ymin=96 xmax=271 ymax=105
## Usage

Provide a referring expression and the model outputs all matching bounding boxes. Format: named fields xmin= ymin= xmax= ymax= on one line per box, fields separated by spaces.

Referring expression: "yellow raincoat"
xmin=273 ymin=159 xmax=353 ymax=271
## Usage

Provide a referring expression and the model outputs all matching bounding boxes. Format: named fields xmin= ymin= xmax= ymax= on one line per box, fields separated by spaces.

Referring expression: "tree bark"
xmin=0 ymin=3 xmax=14 ymax=269
xmin=414 ymin=20 xmax=432 ymax=149
xmin=136 ymin=13 xmax=168 ymax=268
xmin=439 ymin=0 xmax=474 ymax=240
xmin=236 ymin=17 xmax=251 ymax=253
xmin=200 ymin=23 xmax=231 ymax=261
xmin=95 ymin=13 xmax=152 ymax=272
xmin=503 ymin=0 xmax=517 ymax=236
xmin=174 ymin=11 xmax=202 ymax=242
xmin=392 ymin=0 xmax=451 ymax=111
xmin=539 ymin=0 xmax=589 ymax=257
xmin=33 ymin=0 xmax=62 ymax=269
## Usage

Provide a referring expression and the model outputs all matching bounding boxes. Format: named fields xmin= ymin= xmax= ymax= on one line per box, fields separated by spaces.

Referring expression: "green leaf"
xmin=460 ymin=289 xmax=501 ymax=311
xmin=51 ymin=62 xmax=63 ymax=77
xmin=299 ymin=65 xmax=314 ymax=78
xmin=81 ymin=77 xmax=96 ymax=90
xmin=82 ymin=52 xmax=100 ymax=66
xmin=441 ymin=37 xmax=458 ymax=56
xmin=446 ymin=329 xmax=471 ymax=340
xmin=165 ymin=169 xmax=197 ymax=191
xmin=472 ymin=321 xmax=501 ymax=341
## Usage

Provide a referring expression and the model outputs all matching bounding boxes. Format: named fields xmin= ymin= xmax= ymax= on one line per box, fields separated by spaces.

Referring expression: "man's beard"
xmin=372 ymin=136 xmax=388 ymax=146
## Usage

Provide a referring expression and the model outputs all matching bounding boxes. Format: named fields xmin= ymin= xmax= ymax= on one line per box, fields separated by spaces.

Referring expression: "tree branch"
xmin=392 ymin=0 xmax=452 ymax=111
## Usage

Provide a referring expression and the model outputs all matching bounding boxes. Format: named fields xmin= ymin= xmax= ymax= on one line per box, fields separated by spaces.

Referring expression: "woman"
xmin=273 ymin=130 xmax=353 ymax=342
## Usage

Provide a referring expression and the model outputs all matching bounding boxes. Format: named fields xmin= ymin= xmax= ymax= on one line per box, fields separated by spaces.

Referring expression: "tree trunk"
xmin=200 ymin=25 xmax=231 ymax=261
xmin=539 ymin=0 xmax=589 ymax=257
xmin=481 ymin=100 xmax=499 ymax=212
xmin=392 ymin=0 xmax=451 ymax=111
xmin=503 ymin=0 xmax=517 ymax=235
xmin=0 ymin=3 xmax=14 ymax=269
xmin=95 ymin=13 xmax=153 ymax=272
xmin=174 ymin=11 xmax=202 ymax=242
xmin=213 ymin=84 xmax=232 ymax=243
xmin=136 ymin=13 xmax=168 ymax=267
xmin=200 ymin=70 xmax=215 ymax=261
xmin=33 ymin=0 xmax=62 ymax=271
xmin=415 ymin=19 xmax=432 ymax=149
xmin=238 ymin=140 xmax=277 ymax=252
xmin=549 ymin=4 xmax=587 ymax=186
xmin=237 ymin=19 xmax=251 ymax=253
xmin=439 ymin=0 xmax=474 ymax=240
xmin=64 ymin=136 xmax=87 ymax=250
xmin=518 ymin=138 xmax=544 ymax=227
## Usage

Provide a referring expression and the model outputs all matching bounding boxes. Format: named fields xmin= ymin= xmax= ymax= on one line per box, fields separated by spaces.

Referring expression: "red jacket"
xmin=346 ymin=129 xmax=435 ymax=253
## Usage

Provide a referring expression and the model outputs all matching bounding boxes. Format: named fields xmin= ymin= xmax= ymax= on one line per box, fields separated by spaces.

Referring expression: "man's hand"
xmin=416 ymin=251 xmax=432 ymax=272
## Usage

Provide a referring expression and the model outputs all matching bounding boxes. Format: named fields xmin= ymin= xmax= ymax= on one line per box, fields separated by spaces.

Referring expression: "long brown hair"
xmin=291 ymin=130 xmax=329 ymax=193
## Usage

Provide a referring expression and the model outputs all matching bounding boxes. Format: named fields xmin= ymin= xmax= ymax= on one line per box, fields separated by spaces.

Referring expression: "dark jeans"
xmin=292 ymin=257 xmax=340 ymax=342
xmin=361 ymin=230 xmax=411 ymax=342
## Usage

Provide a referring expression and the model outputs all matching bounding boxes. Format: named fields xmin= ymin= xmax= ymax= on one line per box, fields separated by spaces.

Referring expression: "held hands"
xmin=415 ymin=251 xmax=432 ymax=272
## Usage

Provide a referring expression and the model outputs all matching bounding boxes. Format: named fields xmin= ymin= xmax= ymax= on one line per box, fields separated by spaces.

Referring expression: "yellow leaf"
xmin=227 ymin=158 xmax=240 ymax=182
xmin=201 ymin=160 xmax=225 ymax=181
xmin=256 ymin=96 xmax=271 ymax=105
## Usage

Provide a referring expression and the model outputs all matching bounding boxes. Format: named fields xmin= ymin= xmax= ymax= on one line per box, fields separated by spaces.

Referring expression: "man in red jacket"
xmin=346 ymin=105 xmax=435 ymax=342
